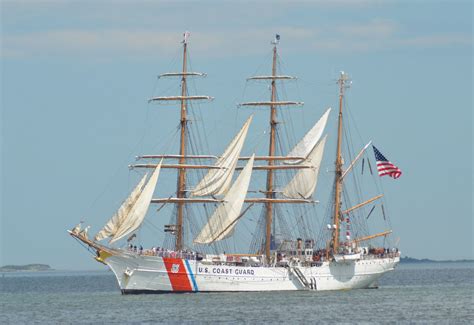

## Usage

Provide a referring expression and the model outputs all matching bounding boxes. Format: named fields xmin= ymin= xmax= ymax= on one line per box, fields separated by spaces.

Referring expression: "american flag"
xmin=372 ymin=145 xmax=402 ymax=179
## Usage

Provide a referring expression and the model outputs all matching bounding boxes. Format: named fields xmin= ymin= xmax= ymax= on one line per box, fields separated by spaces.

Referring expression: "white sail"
xmin=79 ymin=226 xmax=90 ymax=239
xmin=94 ymin=175 xmax=147 ymax=241
xmin=109 ymin=161 xmax=162 ymax=244
xmin=72 ymin=222 xmax=83 ymax=235
xmin=285 ymin=108 xmax=331 ymax=163
xmin=282 ymin=135 xmax=327 ymax=199
xmin=191 ymin=116 xmax=252 ymax=197
xmin=194 ymin=155 xmax=255 ymax=244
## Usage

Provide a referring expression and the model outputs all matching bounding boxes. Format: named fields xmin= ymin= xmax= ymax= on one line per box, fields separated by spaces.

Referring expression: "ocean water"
xmin=0 ymin=263 xmax=472 ymax=324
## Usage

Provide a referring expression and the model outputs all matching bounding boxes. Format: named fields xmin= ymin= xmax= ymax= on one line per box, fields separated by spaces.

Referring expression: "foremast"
xmin=147 ymin=32 xmax=213 ymax=251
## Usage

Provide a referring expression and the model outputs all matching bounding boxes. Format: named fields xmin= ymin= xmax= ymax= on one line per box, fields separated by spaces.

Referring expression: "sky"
xmin=1 ymin=0 xmax=472 ymax=270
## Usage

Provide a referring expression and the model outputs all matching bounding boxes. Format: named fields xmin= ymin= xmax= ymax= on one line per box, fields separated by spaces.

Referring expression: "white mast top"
xmin=182 ymin=31 xmax=190 ymax=44
xmin=271 ymin=34 xmax=280 ymax=45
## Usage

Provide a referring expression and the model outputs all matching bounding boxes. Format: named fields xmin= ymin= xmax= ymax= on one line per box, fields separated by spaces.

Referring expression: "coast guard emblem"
xmin=171 ymin=264 xmax=180 ymax=273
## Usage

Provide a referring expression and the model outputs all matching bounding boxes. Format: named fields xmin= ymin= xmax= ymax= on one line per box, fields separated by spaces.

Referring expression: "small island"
xmin=0 ymin=264 xmax=53 ymax=272
xmin=401 ymin=256 xmax=473 ymax=264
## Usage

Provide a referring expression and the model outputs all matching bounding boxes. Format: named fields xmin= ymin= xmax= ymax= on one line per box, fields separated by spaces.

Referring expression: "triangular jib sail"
xmin=285 ymin=108 xmax=331 ymax=163
xmin=191 ymin=116 xmax=253 ymax=197
xmin=282 ymin=135 xmax=327 ymax=199
xmin=94 ymin=161 xmax=162 ymax=243
xmin=194 ymin=155 xmax=255 ymax=244
xmin=94 ymin=175 xmax=148 ymax=241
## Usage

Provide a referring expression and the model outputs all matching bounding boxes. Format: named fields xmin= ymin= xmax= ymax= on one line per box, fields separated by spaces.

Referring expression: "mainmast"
xmin=265 ymin=44 xmax=278 ymax=263
xmin=239 ymin=35 xmax=303 ymax=264
xmin=331 ymin=71 xmax=351 ymax=254
xmin=176 ymin=35 xmax=188 ymax=251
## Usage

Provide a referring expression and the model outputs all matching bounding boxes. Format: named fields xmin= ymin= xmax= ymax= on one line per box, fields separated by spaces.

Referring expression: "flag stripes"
xmin=372 ymin=146 xmax=402 ymax=179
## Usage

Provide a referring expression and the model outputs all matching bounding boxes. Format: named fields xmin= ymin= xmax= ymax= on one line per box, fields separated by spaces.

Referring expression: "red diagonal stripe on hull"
xmin=163 ymin=258 xmax=192 ymax=292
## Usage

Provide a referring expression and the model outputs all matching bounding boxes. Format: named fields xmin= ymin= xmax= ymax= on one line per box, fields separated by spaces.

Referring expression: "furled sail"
xmin=194 ymin=155 xmax=255 ymax=244
xmin=94 ymin=175 xmax=148 ymax=241
xmin=282 ymin=135 xmax=327 ymax=199
xmin=98 ymin=161 xmax=162 ymax=244
xmin=285 ymin=108 xmax=331 ymax=163
xmin=191 ymin=116 xmax=253 ymax=197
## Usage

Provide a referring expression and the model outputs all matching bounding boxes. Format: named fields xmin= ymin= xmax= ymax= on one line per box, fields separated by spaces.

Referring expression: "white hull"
xmin=103 ymin=252 xmax=399 ymax=293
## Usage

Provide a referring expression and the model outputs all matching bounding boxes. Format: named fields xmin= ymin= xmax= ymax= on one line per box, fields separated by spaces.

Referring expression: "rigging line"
xmin=150 ymin=44 xmax=181 ymax=96
xmin=341 ymin=95 xmax=361 ymax=174
xmin=240 ymin=81 xmax=249 ymax=108
xmin=343 ymin=101 xmax=390 ymax=237
xmin=189 ymin=104 xmax=210 ymax=157
xmin=284 ymin=204 xmax=301 ymax=240
xmin=142 ymin=217 xmax=166 ymax=235
xmin=282 ymin=207 xmax=296 ymax=240
xmin=186 ymin=63 xmax=211 ymax=158
xmin=365 ymin=146 xmax=393 ymax=230
xmin=342 ymin=99 xmax=358 ymax=170
xmin=310 ymin=205 xmax=322 ymax=240
xmin=294 ymin=78 xmax=307 ymax=143
xmin=84 ymin=106 xmax=155 ymax=222
xmin=153 ymin=78 xmax=183 ymax=99
xmin=344 ymin=181 xmax=370 ymax=236
xmin=343 ymin=120 xmax=365 ymax=209
xmin=367 ymin=157 xmax=374 ymax=175
xmin=164 ymin=205 xmax=178 ymax=249
xmin=297 ymin=78 xmax=336 ymax=93
xmin=183 ymin=204 xmax=193 ymax=251
xmin=184 ymin=205 xmax=194 ymax=252
xmin=276 ymin=90 xmax=296 ymax=157
xmin=150 ymin=125 xmax=181 ymax=156
xmin=342 ymin=185 xmax=366 ymax=240
xmin=317 ymin=181 xmax=336 ymax=248
xmin=289 ymin=204 xmax=307 ymax=239
xmin=292 ymin=209 xmax=307 ymax=239
xmin=199 ymin=203 xmax=227 ymax=254
xmin=345 ymin=95 xmax=366 ymax=150
xmin=251 ymin=49 xmax=274 ymax=79
xmin=238 ymin=209 xmax=258 ymax=239
xmin=249 ymin=207 xmax=265 ymax=253
xmin=72 ymin=236 xmax=99 ymax=257
xmin=366 ymin=205 xmax=376 ymax=219
xmin=274 ymin=205 xmax=288 ymax=240
xmin=300 ymin=202 xmax=319 ymax=238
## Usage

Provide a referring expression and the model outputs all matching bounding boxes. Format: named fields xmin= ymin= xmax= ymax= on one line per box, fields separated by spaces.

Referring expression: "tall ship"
xmin=70 ymin=33 xmax=400 ymax=293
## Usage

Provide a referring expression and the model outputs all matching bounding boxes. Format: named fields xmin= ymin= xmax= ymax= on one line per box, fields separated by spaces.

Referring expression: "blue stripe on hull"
xmin=184 ymin=259 xmax=199 ymax=292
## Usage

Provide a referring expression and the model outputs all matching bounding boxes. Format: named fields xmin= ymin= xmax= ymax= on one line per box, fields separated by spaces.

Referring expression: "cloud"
xmin=3 ymin=30 xmax=178 ymax=59
xmin=2 ymin=28 xmax=318 ymax=59
xmin=337 ymin=19 xmax=398 ymax=39
xmin=395 ymin=34 xmax=472 ymax=47
xmin=2 ymin=16 xmax=471 ymax=60
xmin=4 ymin=26 xmax=471 ymax=60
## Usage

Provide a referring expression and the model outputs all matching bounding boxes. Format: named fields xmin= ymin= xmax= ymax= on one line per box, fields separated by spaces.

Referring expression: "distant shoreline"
xmin=401 ymin=257 xmax=473 ymax=264
xmin=0 ymin=264 xmax=53 ymax=272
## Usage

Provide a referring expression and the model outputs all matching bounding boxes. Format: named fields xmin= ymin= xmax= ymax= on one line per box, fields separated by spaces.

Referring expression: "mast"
xmin=331 ymin=71 xmax=350 ymax=254
xmin=147 ymin=32 xmax=213 ymax=251
xmin=239 ymin=35 xmax=304 ymax=262
xmin=265 ymin=44 xmax=278 ymax=263
xmin=176 ymin=35 xmax=188 ymax=251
